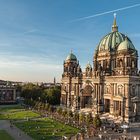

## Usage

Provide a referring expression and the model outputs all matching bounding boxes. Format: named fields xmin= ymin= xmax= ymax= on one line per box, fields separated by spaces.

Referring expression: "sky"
xmin=0 ymin=0 xmax=140 ymax=82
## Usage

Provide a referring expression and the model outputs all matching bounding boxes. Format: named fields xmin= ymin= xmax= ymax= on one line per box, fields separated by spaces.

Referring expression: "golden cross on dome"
xmin=112 ymin=13 xmax=118 ymax=32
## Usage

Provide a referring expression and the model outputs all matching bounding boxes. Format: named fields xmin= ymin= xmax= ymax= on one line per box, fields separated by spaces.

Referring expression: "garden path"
xmin=0 ymin=120 xmax=33 ymax=140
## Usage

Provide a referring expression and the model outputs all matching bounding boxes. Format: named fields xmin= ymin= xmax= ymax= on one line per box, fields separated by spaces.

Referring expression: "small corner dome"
xmin=117 ymin=37 xmax=136 ymax=51
xmin=65 ymin=52 xmax=77 ymax=61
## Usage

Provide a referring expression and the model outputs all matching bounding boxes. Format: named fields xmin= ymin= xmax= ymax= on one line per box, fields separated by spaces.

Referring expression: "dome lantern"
xmin=112 ymin=13 xmax=118 ymax=32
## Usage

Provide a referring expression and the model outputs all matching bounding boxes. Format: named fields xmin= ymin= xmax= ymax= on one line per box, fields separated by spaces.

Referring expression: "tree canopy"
xmin=20 ymin=83 xmax=61 ymax=106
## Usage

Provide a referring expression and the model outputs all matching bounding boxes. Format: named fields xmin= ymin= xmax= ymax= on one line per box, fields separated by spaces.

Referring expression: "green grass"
xmin=0 ymin=105 xmax=24 ymax=113
xmin=0 ymin=130 xmax=14 ymax=140
xmin=4 ymin=110 xmax=40 ymax=120
xmin=0 ymin=105 xmax=40 ymax=120
xmin=0 ymin=114 xmax=5 ymax=119
xmin=0 ymin=105 xmax=79 ymax=140
xmin=14 ymin=118 xmax=79 ymax=140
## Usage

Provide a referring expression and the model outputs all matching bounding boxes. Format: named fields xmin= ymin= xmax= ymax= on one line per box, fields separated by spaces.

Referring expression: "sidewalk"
xmin=0 ymin=120 xmax=33 ymax=140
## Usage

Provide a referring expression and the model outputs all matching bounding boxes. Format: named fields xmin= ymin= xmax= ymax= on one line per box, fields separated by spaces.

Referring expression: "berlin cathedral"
xmin=61 ymin=15 xmax=140 ymax=122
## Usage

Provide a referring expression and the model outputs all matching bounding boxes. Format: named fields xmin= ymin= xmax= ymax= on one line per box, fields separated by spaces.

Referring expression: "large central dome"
xmin=96 ymin=14 xmax=136 ymax=53
xmin=98 ymin=31 xmax=126 ymax=51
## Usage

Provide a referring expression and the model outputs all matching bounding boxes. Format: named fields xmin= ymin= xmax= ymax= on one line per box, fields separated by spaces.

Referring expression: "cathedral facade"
xmin=61 ymin=16 xmax=140 ymax=122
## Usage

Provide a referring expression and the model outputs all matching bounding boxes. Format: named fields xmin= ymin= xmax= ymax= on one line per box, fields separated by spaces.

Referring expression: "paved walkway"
xmin=0 ymin=120 xmax=33 ymax=140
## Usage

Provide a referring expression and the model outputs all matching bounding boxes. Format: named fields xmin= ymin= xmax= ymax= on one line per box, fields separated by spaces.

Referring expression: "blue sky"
xmin=0 ymin=0 xmax=140 ymax=82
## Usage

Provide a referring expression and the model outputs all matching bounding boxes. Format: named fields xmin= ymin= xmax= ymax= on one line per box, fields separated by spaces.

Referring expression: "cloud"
xmin=71 ymin=3 xmax=140 ymax=22
xmin=0 ymin=54 xmax=62 ymax=82
xmin=23 ymin=29 xmax=39 ymax=34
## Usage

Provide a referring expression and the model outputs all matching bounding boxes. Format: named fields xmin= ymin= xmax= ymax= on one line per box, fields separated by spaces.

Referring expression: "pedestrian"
xmin=18 ymin=132 xmax=21 ymax=137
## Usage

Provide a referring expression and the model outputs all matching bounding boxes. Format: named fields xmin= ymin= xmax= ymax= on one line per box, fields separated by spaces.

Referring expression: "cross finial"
xmin=114 ymin=13 xmax=117 ymax=18
xmin=112 ymin=13 xmax=118 ymax=32
xmin=113 ymin=13 xmax=117 ymax=26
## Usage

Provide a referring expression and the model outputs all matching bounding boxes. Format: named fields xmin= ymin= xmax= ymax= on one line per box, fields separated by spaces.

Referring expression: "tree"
xmin=46 ymin=87 xmax=61 ymax=105
xmin=49 ymin=105 xmax=55 ymax=113
xmin=93 ymin=114 xmax=102 ymax=128
xmin=73 ymin=112 xmax=79 ymax=122
xmin=57 ymin=107 xmax=63 ymax=115
xmin=62 ymin=109 xmax=68 ymax=118
xmin=45 ymin=103 xmax=50 ymax=111
xmin=21 ymin=83 xmax=42 ymax=102
xmin=86 ymin=113 xmax=93 ymax=126
xmin=20 ymin=83 xmax=61 ymax=106
xmin=69 ymin=110 xmax=73 ymax=118
xmin=79 ymin=113 xmax=85 ymax=124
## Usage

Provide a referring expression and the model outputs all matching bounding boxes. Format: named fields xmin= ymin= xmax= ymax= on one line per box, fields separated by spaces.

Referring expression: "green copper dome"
xmin=97 ymin=31 xmax=127 ymax=52
xmin=96 ymin=14 xmax=134 ymax=53
xmin=66 ymin=52 xmax=77 ymax=61
xmin=117 ymin=37 xmax=135 ymax=51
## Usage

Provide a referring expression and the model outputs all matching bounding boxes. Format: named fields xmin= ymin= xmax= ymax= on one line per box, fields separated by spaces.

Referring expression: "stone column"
xmin=125 ymin=84 xmax=129 ymax=122
xmin=120 ymin=101 xmax=123 ymax=117
xmin=75 ymin=84 xmax=78 ymax=109
xmin=94 ymin=84 xmax=98 ymax=113
xmin=115 ymin=83 xmax=117 ymax=96
xmin=99 ymin=83 xmax=104 ymax=112
xmin=138 ymin=84 xmax=140 ymax=97
xmin=110 ymin=84 xmax=114 ymax=114
xmin=67 ymin=76 xmax=72 ymax=108
xmin=74 ymin=83 xmax=76 ymax=96
xmin=97 ymin=84 xmax=100 ymax=113
xmin=80 ymin=96 xmax=84 ymax=109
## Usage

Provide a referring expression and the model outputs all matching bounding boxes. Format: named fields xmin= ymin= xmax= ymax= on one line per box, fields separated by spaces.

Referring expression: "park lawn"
xmin=0 ymin=110 xmax=40 ymax=120
xmin=14 ymin=118 xmax=79 ymax=140
xmin=0 ymin=113 xmax=5 ymax=119
xmin=0 ymin=105 xmax=40 ymax=120
xmin=0 ymin=105 xmax=24 ymax=113
xmin=6 ymin=110 xmax=40 ymax=120
xmin=0 ymin=130 xmax=14 ymax=140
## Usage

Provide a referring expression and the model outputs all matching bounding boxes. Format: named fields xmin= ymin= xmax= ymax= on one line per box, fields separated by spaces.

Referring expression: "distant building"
xmin=61 ymin=15 xmax=140 ymax=122
xmin=0 ymin=80 xmax=17 ymax=104
xmin=41 ymin=82 xmax=61 ymax=88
